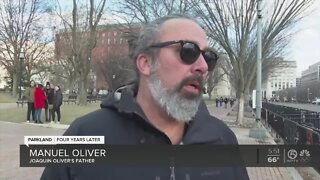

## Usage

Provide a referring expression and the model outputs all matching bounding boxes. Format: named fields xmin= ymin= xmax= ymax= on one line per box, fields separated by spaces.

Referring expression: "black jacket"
xmin=41 ymin=87 xmax=249 ymax=180
xmin=45 ymin=88 xmax=55 ymax=104
xmin=53 ymin=90 xmax=63 ymax=109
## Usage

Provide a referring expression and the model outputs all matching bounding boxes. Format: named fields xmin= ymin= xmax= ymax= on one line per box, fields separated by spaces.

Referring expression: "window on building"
xmin=119 ymin=32 xmax=123 ymax=44
xmin=114 ymin=32 xmax=117 ymax=37
xmin=114 ymin=37 xmax=117 ymax=44
xmin=107 ymin=38 xmax=111 ymax=45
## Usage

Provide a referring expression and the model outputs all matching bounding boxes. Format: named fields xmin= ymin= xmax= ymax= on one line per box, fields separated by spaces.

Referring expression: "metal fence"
xmin=262 ymin=102 xmax=320 ymax=145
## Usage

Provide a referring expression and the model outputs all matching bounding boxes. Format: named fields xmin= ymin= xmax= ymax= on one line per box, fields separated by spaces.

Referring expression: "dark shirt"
xmin=41 ymin=86 xmax=249 ymax=180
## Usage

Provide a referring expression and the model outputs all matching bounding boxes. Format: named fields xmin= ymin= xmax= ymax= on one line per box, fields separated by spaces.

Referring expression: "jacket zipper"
xmin=170 ymin=157 xmax=175 ymax=180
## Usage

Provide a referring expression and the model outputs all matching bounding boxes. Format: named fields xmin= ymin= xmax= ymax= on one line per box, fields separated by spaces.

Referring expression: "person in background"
xmin=52 ymin=85 xmax=63 ymax=124
xmin=44 ymin=82 xmax=55 ymax=122
xmin=230 ymin=98 xmax=235 ymax=108
xmin=219 ymin=96 xmax=223 ymax=107
xmin=24 ymin=80 xmax=35 ymax=123
xmin=215 ymin=97 xmax=219 ymax=107
xmin=34 ymin=84 xmax=46 ymax=123
xmin=224 ymin=97 xmax=229 ymax=109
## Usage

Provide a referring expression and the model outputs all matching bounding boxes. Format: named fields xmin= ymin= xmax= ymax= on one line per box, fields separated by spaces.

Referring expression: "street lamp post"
xmin=112 ymin=74 xmax=116 ymax=91
xmin=307 ymin=88 xmax=310 ymax=102
xmin=249 ymin=0 xmax=267 ymax=140
xmin=19 ymin=50 xmax=25 ymax=99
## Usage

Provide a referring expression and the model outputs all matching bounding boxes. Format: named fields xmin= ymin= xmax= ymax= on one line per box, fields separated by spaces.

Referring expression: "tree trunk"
xmin=12 ymin=74 xmax=18 ymax=97
xmin=236 ymin=91 xmax=245 ymax=126
xmin=77 ymin=73 xmax=88 ymax=105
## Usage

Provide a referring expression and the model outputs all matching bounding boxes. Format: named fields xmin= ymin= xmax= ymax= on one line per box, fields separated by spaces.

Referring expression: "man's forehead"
xmin=157 ymin=18 xmax=208 ymax=47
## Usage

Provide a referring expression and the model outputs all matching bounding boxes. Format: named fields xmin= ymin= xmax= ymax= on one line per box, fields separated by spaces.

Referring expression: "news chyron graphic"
xmin=20 ymin=140 xmax=320 ymax=167
xmin=21 ymin=136 xmax=106 ymax=166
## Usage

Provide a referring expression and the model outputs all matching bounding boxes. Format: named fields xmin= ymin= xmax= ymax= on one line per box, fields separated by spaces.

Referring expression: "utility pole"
xmin=249 ymin=0 xmax=267 ymax=140
xmin=307 ymin=88 xmax=310 ymax=102
xmin=256 ymin=0 xmax=262 ymax=123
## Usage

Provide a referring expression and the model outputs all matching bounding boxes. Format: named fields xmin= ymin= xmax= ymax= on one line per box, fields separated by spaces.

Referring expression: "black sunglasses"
xmin=149 ymin=40 xmax=219 ymax=71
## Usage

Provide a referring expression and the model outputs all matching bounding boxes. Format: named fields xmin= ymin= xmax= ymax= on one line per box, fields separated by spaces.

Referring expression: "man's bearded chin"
xmin=148 ymin=72 xmax=203 ymax=123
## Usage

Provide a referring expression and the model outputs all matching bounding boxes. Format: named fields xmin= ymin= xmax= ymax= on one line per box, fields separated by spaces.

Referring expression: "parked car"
xmin=311 ymin=98 xmax=320 ymax=105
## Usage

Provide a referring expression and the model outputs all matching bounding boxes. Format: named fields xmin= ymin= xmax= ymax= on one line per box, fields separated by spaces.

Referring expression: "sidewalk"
xmin=207 ymin=104 xmax=317 ymax=180
xmin=23 ymin=121 xmax=70 ymax=129
xmin=0 ymin=102 xmax=17 ymax=109
xmin=0 ymin=121 xmax=65 ymax=180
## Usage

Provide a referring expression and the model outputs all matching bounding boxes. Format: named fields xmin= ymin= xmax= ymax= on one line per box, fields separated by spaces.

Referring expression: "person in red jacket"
xmin=34 ymin=84 xmax=46 ymax=123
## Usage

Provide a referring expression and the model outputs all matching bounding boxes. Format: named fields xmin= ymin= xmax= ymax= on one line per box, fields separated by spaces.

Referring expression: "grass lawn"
xmin=204 ymin=98 xmax=216 ymax=106
xmin=0 ymin=102 xmax=101 ymax=125
xmin=0 ymin=92 xmax=17 ymax=103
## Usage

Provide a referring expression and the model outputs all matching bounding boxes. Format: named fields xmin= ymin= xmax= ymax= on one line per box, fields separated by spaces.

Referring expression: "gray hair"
xmin=131 ymin=14 xmax=199 ymax=78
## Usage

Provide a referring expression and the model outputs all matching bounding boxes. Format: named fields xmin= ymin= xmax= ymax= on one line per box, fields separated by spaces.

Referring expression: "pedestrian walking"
xmin=224 ymin=97 xmax=229 ymax=109
xmin=215 ymin=97 xmax=219 ymax=107
xmin=219 ymin=97 xmax=223 ymax=107
xmin=230 ymin=98 xmax=235 ymax=107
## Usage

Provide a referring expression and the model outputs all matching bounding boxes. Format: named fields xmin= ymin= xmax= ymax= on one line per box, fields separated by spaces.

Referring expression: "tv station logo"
xmin=263 ymin=146 xmax=313 ymax=166
xmin=284 ymin=148 xmax=311 ymax=164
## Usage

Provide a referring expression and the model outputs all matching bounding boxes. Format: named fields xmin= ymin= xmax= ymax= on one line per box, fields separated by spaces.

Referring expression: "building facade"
xmin=296 ymin=77 xmax=302 ymax=87
xmin=301 ymin=61 xmax=320 ymax=85
xmin=0 ymin=65 xmax=7 ymax=90
xmin=263 ymin=60 xmax=297 ymax=99
xmin=55 ymin=24 xmax=139 ymax=91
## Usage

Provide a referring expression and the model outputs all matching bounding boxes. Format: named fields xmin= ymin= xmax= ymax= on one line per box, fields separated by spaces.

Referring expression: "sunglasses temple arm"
xmin=149 ymin=41 xmax=181 ymax=48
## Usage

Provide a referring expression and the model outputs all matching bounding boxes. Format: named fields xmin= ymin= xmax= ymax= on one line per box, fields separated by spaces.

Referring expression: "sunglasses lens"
xmin=203 ymin=51 xmax=218 ymax=71
xmin=180 ymin=43 xmax=200 ymax=64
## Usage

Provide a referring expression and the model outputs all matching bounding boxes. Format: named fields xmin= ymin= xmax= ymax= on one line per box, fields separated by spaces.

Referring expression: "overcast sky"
xmin=288 ymin=1 xmax=320 ymax=77
xmin=53 ymin=0 xmax=320 ymax=77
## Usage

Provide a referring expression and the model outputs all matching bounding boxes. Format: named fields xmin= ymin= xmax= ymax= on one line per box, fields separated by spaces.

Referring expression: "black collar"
xmin=101 ymin=87 xmax=223 ymax=144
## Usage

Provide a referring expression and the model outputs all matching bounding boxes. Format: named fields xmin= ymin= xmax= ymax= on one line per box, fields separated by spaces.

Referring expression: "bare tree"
xmin=96 ymin=51 xmax=135 ymax=91
xmin=206 ymin=55 xmax=230 ymax=99
xmin=114 ymin=0 xmax=197 ymax=24
xmin=54 ymin=0 xmax=107 ymax=105
xmin=47 ymin=55 xmax=79 ymax=93
xmin=0 ymin=0 xmax=49 ymax=97
xmin=193 ymin=0 xmax=314 ymax=125
xmin=24 ymin=41 xmax=53 ymax=82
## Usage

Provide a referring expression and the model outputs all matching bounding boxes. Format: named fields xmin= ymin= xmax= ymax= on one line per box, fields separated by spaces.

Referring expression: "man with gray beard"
xmin=42 ymin=15 xmax=249 ymax=180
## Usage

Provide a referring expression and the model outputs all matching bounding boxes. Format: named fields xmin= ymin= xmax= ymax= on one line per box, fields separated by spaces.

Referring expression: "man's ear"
xmin=136 ymin=54 xmax=152 ymax=76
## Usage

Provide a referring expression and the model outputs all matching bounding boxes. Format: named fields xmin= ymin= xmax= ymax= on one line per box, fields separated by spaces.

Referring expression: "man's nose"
xmin=191 ymin=54 xmax=208 ymax=75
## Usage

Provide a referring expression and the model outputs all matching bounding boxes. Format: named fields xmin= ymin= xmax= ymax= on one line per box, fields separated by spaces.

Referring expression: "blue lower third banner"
xmin=20 ymin=145 xmax=320 ymax=167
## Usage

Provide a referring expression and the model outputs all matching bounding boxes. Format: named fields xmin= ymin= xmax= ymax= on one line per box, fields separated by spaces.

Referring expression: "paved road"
xmin=0 ymin=121 xmax=65 ymax=180
xmin=270 ymin=102 xmax=320 ymax=112
xmin=0 ymin=103 xmax=17 ymax=109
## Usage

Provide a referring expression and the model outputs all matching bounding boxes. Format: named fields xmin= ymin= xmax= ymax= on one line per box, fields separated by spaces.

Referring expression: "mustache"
xmin=176 ymin=74 xmax=204 ymax=92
